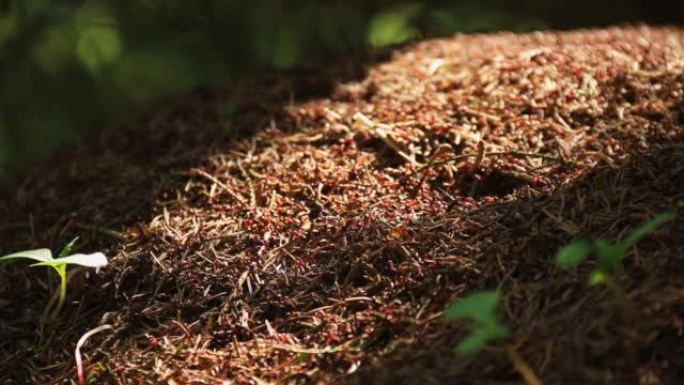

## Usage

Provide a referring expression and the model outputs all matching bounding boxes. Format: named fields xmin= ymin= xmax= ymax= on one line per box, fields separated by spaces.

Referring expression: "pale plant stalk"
xmin=503 ymin=345 xmax=543 ymax=385
xmin=75 ymin=324 xmax=113 ymax=385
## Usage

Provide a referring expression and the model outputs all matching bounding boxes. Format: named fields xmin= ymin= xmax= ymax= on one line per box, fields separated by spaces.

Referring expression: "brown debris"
xmin=1 ymin=26 xmax=684 ymax=384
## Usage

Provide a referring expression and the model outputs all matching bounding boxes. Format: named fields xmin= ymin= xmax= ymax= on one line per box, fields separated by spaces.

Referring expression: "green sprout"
xmin=443 ymin=290 xmax=509 ymax=355
xmin=0 ymin=237 xmax=107 ymax=320
xmin=555 ymin=212 xmax=675 ymax=379
xmin=444 ymin=290 xmax=542 ymax=385
xmin=555 ymin=212 xmax=675 ymax=286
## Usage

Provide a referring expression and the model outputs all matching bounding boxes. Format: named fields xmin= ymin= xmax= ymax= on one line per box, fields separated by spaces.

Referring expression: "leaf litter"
xmin=1 ymin=26 xmax=684 ymax=384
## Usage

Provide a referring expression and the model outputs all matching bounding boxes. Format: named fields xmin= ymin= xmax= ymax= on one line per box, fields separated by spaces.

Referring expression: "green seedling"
xmin=443 ymin=290 xmax=509 ymax=355
xmin=444 ymin=290 xmax=542 ymax=385
xmin=555 ymin=212 xmax=675 ymax=285
xmin=555 ymin=212 xmax=675 ymax=380
xmin=0 ymin=237 xmax=107 ymax=320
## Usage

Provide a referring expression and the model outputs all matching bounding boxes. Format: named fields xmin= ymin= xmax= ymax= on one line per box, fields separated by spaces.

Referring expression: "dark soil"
xmin=1 ymin=26 xmax=684 ymax=384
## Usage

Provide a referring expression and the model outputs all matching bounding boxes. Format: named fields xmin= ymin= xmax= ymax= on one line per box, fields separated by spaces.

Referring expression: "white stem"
xmin=75 ymin=324 xmax=113 ymax=385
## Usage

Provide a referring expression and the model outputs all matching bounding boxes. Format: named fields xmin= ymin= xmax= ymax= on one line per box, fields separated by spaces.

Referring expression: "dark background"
xmin=1 ymin=0 xmax=683 ymax=180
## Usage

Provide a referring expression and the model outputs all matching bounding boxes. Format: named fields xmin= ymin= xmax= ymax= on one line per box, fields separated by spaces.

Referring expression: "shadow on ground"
xmin=351 ymin=145 xmax=684 ymax=384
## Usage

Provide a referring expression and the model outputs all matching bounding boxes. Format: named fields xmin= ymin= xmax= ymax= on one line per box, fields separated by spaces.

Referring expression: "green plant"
xmin=444 ymin=290 xmax=542 ymax=385
xmin=555 ymin=212 xmax=675 ymax=285
xmin=443 ymin=290 xmax=509 ymax=355
xmin=0 ymin=237 xmax=107 ymax=320
xmin=554 ymin=212 xmax=675 ymax=381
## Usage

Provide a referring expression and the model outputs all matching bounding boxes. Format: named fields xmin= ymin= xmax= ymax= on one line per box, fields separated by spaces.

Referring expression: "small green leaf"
xmin=456 ymin=329 xmax=489 ymax=356
xmin=443 ymin=290 xmax=500 ymax=324
xmin=621 ymin=212 xmax=675 ymax=250
xmin=33 ymin=252 xmax=107 ymax=269
xmin=30 ymin=261 xmax=67 ymax=268
xmin=555 ymin=240 xmax=592 ymax=268
xmin=367 ymin=4 xmax=422 ymax=47
xmin=594 ymin=240 xmax=625 ymax=271
xmin=490 ymin=323 xmax=510 ymax=341
xmin=76 ymin=25 xmax=122 ymax=74
xmin=59 ymin=236 xmax=79 ymax=258
xmin=54 ymin=252 xmax=108 ymax=268
xmin=455 ymin=324 xmax=509 ymax=356
xmin=587 ymin=269 xmax=607 ymax=286
xmin=0 ymin=248 xmax=53 ymax=263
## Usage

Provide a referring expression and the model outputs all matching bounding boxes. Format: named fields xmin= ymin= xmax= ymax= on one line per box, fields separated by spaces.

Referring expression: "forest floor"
xmin=1 ymin=26 xmax=684 ymax=385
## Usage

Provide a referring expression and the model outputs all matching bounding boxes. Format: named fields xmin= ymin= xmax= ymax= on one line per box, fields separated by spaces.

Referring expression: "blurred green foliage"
xmin=0 ymin=0 xmax=679 ymax=179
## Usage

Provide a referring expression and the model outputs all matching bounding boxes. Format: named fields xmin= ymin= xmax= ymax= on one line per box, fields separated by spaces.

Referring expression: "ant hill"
xmin=1 ymin=26 xmax=683 ymax=384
